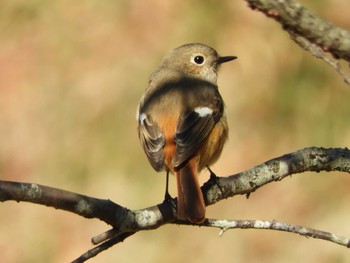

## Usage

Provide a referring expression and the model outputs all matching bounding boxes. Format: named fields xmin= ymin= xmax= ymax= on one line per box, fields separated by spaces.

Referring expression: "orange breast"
xmin=197 ymin=116 xmax=228 ymax=171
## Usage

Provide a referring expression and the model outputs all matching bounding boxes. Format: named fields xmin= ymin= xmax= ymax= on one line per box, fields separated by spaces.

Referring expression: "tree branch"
xmin=177 ymin=218 xmax=350 ymax=248
xmin=76 ymin=216 xmax=350 ymax=262
xmin=0 ymin=180 xmax=133 ymax=227
xmin=1 ymin=147 xmax=349 ymax=262
xmin=72 ymin=232 xmax=135 ymax=263
xmin=245 ymin=0 xmax=350 ymax=85
xmin=291 ymin=34 xmax=350 ymax=85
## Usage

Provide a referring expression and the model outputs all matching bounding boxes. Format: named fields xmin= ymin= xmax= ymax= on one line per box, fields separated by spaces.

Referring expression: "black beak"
xmin=217 ymin=56 xmax=237 ymax=64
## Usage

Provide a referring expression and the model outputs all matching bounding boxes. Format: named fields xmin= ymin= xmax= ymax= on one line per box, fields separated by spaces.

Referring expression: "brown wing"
xmin=138 ymin=114 xmax=165 ymax=171
xmin=172 ymin=99 xmax=223 ymax=169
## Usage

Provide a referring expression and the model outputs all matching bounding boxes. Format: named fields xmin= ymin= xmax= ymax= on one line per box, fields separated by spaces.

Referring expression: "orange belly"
xmin=197 ymin=115 xmax=228 ymax=171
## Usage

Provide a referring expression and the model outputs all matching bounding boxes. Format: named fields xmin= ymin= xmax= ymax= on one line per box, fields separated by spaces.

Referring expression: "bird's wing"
xmin=173 ymin=97 xmax=223 ymax=169
xmin=138 ymin=113 xmax=165 ymax=171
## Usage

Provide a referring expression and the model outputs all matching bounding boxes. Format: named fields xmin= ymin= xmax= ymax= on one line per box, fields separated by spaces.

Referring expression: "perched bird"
xmin=137 ymin=43 xmax=236 ymax=223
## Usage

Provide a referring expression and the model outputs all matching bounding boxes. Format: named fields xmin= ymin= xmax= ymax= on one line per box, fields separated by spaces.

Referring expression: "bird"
xmin=137 ymin=43 xmax=236 ymax=223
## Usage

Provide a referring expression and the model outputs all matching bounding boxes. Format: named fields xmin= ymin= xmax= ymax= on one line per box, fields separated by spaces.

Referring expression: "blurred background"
xmin=0 ymin=0 xmax=349 ymax=262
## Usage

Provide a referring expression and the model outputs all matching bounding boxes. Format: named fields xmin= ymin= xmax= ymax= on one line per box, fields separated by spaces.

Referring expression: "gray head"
xmin=158 ymin=43 xmax=236 ymax=84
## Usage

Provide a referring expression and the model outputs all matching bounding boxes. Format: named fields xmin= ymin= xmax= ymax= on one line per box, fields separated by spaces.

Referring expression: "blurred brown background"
xmin=0 ymin=0 xmax=349 ymax=262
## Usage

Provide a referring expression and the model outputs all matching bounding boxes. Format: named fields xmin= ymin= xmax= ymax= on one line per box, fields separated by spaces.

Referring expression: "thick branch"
xmin=0 ymin=181 xmax=134 ymax=228
xmin=203 ymin=147 xmax=350 ymax=205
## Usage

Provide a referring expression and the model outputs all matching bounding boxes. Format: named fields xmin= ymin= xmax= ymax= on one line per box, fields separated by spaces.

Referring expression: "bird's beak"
xmin=217 ymin=56 xmax=237 ymax=64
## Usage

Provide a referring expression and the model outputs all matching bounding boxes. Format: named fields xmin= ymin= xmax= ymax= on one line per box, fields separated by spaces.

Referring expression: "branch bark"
xmin=1 ymin=147 xmax=349 ymax=262
xmin=181 ymin=218 xmax=350 ymax=248
xmin=245 ymin=0 xmax=350 ymax=85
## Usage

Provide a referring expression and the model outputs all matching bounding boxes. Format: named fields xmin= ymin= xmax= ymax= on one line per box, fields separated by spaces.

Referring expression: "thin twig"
xmin=291 ymin=34 xmax=350 ymax=85
xmin=72 ymin=232 xmax=136 ymax=263
xmin=175 ymin=218 xmax=350 ymax=248
xmin=91 ymin=228 xmax=119 ymax=245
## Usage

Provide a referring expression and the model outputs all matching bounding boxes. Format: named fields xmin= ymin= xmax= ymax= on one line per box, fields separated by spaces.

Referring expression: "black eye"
xmin=193 ymin=55 xmax=204 ymax=65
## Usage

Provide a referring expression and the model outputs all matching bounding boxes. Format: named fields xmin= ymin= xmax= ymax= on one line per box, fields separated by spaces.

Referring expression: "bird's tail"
xmin=175 ymin=160 xmax=205 ymax=224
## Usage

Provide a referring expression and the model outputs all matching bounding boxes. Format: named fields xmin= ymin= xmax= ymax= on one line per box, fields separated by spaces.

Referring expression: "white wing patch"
xmin=194 ymin=107 xmax=213 ymax=117
xmin=138 ymin=112 xmax=147 ymax=124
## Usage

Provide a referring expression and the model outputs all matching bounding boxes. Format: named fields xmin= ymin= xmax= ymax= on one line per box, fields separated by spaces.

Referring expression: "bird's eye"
xmin=192 ymin=55 xmax=205 ymax=65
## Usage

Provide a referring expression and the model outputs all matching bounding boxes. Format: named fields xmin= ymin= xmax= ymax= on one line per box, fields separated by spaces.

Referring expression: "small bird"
xmin=137 ymin=43 xmax=236 ymax=223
